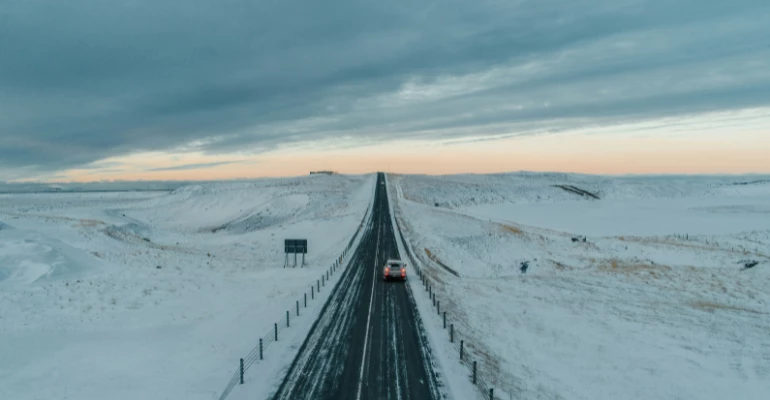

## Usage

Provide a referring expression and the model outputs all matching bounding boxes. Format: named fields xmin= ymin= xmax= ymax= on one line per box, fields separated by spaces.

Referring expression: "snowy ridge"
xmin=395 ymin=172 xmax=770 ymax=210
xmin=131 ymin=174 xmax=366 ymax=233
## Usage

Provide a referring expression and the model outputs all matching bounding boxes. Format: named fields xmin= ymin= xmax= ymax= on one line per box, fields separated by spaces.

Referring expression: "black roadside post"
xmin=259 ymin=339 xmax=263 ymax=360
xmin=460 ymin=340 xmax=464 ymax=360
xmin=274 ymin=323 xmax=278 ymax=341
xmin=286 ymin=310 xmax=290 ymax=327
xmin=433 ymin=295 xmax=436 ymax=308
xmin=240 ymin=358 xmax=244 ymax=384
xmin=304 ymin=293 xmax=307 ymax=307
xmin=473 ymin=361 xmax=477 ymax=384
xmin=489 ymin=388 xmax=494 ymax=399
xmin=443 ymin=312 xmax=446 ymax=328
xmin=437 ymin=300 xmax=441 ymax=315
xmin=312 ymin=286 xmax=314 ymax=299
xmin=296 ymin=300 xmax=299 ymax=316
xmin=317 ymin=280 xmax=320 ymax=292
xmin=450 ymin=324 xmax=454 ymax=343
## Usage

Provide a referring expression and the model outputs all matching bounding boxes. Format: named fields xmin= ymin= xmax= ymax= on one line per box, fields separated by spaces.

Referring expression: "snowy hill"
xmin=395 ymin=172 xmax=770 ymax=209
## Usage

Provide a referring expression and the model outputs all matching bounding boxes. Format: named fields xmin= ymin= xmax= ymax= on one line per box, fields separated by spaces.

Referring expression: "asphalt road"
xmin=270 ymin=173 xmax=442 ymax=400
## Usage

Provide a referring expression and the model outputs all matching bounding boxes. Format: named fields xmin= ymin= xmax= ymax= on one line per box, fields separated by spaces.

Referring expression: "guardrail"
xmin=217 ymin=202 xmax=372 ymax=400
xmin=394 ymin=208 xmax=499 ymax=400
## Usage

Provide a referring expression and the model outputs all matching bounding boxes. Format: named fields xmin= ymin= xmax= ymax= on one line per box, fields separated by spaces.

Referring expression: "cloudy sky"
xmin=1 ymin=0 xmax=769 ymax=181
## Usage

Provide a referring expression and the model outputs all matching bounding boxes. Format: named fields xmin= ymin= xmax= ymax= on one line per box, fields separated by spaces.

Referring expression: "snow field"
xmin=389 ymin=172 xmax=770 ymax=400
xmin=0 ymin=174 xmax=375 ymax=400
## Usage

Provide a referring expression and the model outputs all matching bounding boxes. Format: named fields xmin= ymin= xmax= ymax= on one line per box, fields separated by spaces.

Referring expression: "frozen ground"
xmin=0 ymin=174 xmax=374 ymax=400
xmin=389 ymin=173 xmax=770 ymax=400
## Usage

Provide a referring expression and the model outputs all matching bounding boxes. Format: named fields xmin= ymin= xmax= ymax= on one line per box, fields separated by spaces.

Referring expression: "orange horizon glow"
xmin=41 ymin=128 xmax=770 ymax=183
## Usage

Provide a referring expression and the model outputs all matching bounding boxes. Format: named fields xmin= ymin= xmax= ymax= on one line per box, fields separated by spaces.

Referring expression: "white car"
xmin=383 ymin=259 xmax=407 ymax=281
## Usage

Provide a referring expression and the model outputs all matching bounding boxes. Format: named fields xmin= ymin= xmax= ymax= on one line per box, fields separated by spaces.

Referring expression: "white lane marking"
xmin=356 ymin=208 xmax=381 ymax=400
xmin=391 ymin=290 xmax=403 ymax=400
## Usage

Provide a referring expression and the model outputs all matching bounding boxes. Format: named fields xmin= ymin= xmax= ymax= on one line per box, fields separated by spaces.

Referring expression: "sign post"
xmin=284 ymin=239 xmax=308 ymax=268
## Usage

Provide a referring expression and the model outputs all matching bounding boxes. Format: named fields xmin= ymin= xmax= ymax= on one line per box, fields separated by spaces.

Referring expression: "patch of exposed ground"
xmin=689 ymin=300 xmax=767 ymax=315
xmin=499 ymin=224 xmax=524 ymax=235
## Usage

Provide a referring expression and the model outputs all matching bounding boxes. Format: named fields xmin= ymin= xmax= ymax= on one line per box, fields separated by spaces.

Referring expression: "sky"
xmin=1 ymin=0 xmax=769 ymax=182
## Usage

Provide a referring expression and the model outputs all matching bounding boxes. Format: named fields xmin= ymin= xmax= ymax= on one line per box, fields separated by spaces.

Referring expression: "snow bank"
xmin=0 ymin=226 xmax=104 ymax=285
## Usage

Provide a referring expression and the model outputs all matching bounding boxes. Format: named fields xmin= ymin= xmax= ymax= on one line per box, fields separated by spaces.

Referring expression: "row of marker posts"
xmin=237 ymin=245 xmax=352 ymax=386
xmin=389 ymin=186 xmax=496 ymax=399
xmin=418 ymin=263 xmax=495 ymax=399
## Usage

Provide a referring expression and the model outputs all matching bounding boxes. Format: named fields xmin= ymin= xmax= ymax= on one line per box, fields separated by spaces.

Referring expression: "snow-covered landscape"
xmin=5 ymin=0 xmax=770 ymax=398
xmin=0 ymin=174 xmax=374 ymax=400
xmin=2 ymin=171 xmax=769 ymax=400
xmin=389 ymin=173 xmax=770 ymax=400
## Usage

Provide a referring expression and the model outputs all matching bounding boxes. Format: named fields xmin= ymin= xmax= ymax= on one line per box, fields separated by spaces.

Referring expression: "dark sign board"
xmin=284 ymin=239 xmax=308 ymax=254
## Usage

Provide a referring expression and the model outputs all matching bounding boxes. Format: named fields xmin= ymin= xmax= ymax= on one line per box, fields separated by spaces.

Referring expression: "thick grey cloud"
xmin=147 ymin=161 xmax=242 ymax=172
xmin=1 ymin=0 xmax=769 ymax=176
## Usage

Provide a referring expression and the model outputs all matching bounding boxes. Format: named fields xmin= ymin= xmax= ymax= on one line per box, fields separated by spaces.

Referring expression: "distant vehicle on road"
xmin=383 ymin=259 xmax=407 ymax=281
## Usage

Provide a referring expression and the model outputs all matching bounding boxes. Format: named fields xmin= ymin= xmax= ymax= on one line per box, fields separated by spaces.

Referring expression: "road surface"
xmin=270 ymin=172 xmax=442 ymax=400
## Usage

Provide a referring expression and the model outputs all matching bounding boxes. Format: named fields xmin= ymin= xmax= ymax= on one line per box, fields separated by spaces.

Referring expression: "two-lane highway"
xmin=271 ymin=173 xmax=442 ymax=400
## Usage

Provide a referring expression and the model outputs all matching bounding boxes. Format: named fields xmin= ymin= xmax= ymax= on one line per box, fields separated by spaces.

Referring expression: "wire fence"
xmin=394 ymin=211 xmax=500 ymax=400
xmin=217 ymin=203 xmax=372 ymax=400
